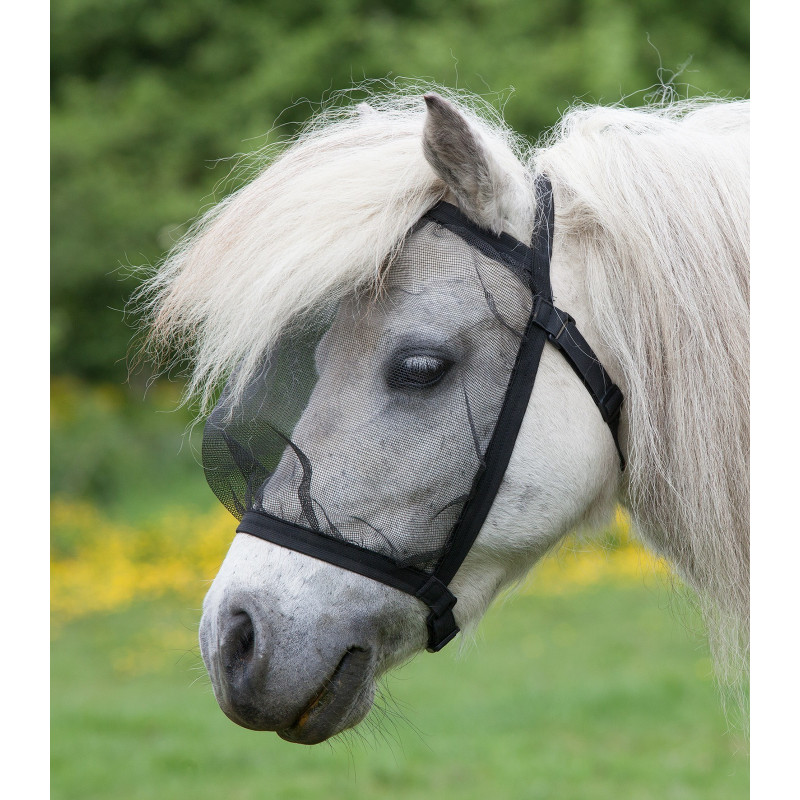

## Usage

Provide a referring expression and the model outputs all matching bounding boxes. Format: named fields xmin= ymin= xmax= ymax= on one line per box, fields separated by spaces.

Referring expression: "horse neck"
xmin=543 ymin=166 xmax=749 ymax=682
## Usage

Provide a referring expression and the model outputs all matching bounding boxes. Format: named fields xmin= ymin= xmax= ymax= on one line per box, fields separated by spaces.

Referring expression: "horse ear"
xmin=422 ymin=93 xmax=514 ymax=234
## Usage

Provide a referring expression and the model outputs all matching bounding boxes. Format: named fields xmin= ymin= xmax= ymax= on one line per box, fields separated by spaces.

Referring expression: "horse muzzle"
xmin=199 ymin=586 xmax=379 ymax=744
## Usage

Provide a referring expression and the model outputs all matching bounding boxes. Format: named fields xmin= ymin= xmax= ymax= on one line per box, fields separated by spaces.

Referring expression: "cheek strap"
xmin=529 ymin=296 xmax=625 ymax=470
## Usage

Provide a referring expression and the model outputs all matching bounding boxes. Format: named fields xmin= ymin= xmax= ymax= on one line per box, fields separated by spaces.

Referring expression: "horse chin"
xmin=212 ymin=646 xmax=377 ymax=744
xmin=276 ymin=647 xmax=376 ymax=744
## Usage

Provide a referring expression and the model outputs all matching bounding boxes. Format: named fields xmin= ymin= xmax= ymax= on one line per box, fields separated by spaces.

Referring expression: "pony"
xmin=137 ymin=87 xmax=749 ymax=743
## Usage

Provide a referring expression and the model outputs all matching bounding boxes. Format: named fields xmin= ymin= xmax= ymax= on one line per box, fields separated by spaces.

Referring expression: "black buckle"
xmin=532 ymin=296 xmax=574 ymax=342
xmin=426 ymin=609 xmax=459 ymax=652
xmin=599 ymin=384 xmax=623 ymax=425
xmin=415 ymin=576 xmax=459 ymax=652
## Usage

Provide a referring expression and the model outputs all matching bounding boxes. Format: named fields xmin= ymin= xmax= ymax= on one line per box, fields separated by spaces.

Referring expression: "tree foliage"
xmin=51 ymin=0 xmax=748 ymax=381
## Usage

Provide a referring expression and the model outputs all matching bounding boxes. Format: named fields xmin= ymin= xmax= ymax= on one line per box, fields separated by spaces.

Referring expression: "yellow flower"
xmin=51 ymin=501 xmax=233 ymax=626
xmin=51 ymin=499 xmax=670 ymax=626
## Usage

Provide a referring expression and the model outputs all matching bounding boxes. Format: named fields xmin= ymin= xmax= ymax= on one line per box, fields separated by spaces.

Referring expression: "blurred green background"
xmin=51 ymin=1 xmax=749 ymax=797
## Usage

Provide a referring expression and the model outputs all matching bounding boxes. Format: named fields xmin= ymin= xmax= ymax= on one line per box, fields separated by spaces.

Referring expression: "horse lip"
xmin=278 ymin=646 xmax=374 ymax=745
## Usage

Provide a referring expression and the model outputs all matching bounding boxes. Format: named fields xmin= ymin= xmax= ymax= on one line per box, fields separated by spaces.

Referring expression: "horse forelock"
xmin=133 ymin=86 xmax=533 ymax=415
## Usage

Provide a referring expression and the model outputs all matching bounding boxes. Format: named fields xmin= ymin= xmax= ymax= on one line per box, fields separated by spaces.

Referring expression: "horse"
xmin=137 ymin=87 xmax=749 ymax=744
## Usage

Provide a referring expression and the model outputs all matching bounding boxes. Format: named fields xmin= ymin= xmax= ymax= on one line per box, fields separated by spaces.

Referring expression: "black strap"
xmin=529 ymin=296 xmax=625 ymax=469
xmin=432 ymin=176 xmax=554 ymax=592
xmin=236 ymin=511 xmax=459 ymax=651
xmin=529 ymin=174 xmax=555 ymax=295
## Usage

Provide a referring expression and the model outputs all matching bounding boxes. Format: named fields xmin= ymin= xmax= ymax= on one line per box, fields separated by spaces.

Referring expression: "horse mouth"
xmin=277 ymin=647 xmax=375 ymax=745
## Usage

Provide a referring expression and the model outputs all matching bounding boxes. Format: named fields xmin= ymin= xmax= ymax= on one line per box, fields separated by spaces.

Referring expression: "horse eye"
xmin=388 ymin=353 xmax=451 ymax=389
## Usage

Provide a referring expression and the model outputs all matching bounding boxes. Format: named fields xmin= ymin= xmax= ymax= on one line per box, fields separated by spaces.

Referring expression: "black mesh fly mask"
xmin=202 ymin=177 xmax=624 ymax=652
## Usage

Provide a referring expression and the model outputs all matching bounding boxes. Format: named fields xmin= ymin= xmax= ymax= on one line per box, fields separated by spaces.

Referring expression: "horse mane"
xmin=136 ymin=88 xmax=749 ymax=690
xmin=536 ymin=100 xmax=750 ymax=691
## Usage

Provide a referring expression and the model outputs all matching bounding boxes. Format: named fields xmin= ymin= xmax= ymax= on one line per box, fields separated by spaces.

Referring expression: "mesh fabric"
xmin=203 ymin=217 xmax=533 ymax=573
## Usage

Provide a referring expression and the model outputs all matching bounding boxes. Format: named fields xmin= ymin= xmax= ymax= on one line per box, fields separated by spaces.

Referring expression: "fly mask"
xmin=202 ymin=177 xmax=624 ymax=652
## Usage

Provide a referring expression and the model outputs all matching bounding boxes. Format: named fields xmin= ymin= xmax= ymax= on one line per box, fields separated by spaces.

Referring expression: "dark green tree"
xmin=51 ymin=0 xmax=749 ymax=382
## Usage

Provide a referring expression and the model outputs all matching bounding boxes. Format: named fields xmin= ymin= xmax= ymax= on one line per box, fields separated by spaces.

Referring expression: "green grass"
xmin=51 ymin=378 xmax=218 ymax=524
xmin=51 ymin=584 xmax=747 ymax=799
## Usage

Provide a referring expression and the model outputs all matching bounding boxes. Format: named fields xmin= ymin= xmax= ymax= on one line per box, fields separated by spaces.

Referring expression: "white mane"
xmin=138 ymin=89 xmax=749 ymax=689
xmin=535 ymin=101 xmax=749 ymax=690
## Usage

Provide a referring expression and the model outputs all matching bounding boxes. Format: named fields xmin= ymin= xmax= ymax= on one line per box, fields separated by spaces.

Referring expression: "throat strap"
xmin=530 ymin=296 xmax=625 ymax=470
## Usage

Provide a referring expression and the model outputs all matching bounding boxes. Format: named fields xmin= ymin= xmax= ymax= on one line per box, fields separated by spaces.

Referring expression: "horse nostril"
xmin=203 ymin=596 xmax=285 ymax=730
xmin=222 ymin=610 xmax=257 ymax=679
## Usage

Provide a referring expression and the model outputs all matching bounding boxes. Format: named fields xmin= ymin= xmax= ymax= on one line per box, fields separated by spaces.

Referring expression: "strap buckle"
xmin=599 ymin=384 xmax=624 ymax=425
xmin=415 ymin=575 xmax=459 ymax=652
xmin=532 ymin=296 xmax=574 ymax=342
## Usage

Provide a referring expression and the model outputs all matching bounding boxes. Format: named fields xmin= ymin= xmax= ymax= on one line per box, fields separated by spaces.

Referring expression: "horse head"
xmin=196 ymin=94 xmax=620 ymax=742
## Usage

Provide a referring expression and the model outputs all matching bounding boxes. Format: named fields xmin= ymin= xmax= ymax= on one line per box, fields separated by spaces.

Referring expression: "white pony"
xmin=138 ymin=88 xmax=749 ymax=743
